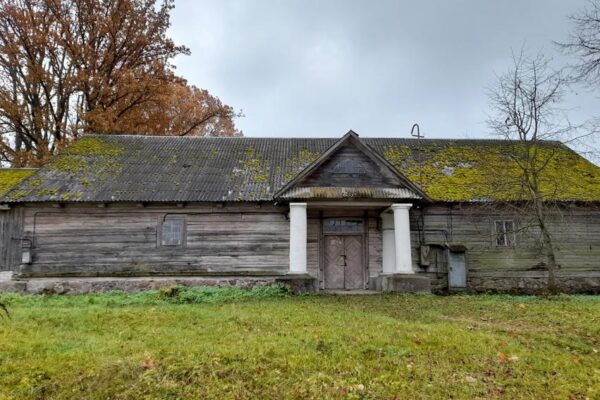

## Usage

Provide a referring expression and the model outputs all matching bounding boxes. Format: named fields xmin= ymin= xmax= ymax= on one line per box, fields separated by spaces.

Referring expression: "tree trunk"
xmin=533 ymin=196 xmax=559 ymax=293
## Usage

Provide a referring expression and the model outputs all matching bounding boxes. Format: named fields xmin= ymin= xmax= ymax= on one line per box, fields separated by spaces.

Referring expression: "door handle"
xmin=340 ymin=255 xmax=347 ymax=267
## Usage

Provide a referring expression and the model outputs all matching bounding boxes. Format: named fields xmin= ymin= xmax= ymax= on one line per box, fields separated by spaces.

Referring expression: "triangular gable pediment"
xmin=275 ymin=130 xmax=430 ymax=201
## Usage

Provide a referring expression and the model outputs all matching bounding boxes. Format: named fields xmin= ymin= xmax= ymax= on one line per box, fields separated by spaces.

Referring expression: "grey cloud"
xmin=169 ymin=0 xmax=598 ymax=139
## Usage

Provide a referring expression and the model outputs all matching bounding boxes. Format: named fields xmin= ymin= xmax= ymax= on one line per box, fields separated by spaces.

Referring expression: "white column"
xmin=381 ymin=212 xmax=396 ymax=274
xmin=289 ymin=203 xmax=307 ymax=274
xmin=391 ymin=203 xmax=413 ymax=274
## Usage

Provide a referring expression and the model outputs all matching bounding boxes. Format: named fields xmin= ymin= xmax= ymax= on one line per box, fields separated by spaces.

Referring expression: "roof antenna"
xmin=410 ymin=123 xmax=423 ymax=139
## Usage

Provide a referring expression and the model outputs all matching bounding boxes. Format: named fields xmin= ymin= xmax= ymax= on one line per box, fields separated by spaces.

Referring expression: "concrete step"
xmin=373 ymin=274 xmax=432 ymax=293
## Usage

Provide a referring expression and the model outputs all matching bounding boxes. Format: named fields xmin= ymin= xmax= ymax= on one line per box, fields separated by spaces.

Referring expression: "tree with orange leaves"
xmin=0 ymin=0 xmax=240 ymax=167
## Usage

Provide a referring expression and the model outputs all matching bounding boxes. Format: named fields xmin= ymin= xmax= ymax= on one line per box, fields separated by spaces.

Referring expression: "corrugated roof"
xmin=2 ymin=134 xmax=599 ymax=203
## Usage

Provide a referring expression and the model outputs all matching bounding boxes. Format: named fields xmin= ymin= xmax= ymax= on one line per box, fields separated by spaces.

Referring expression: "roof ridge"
xmin=82 ymin=134 xmax=341 ymax=140
xmin=80 ymin=133 xmax=564 ymax=144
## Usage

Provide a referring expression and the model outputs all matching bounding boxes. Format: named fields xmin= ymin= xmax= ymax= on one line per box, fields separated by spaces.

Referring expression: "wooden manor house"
xmin=1 ymin=130 xmax=599 ymax=294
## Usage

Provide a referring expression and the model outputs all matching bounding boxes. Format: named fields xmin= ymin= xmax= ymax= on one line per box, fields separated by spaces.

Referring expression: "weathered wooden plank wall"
xmin=0 ymin=208 xmax=24 ymax=271
xmin=413 ymin=204 xmax=600 ymax=292
xmin=20 ymin=203 xmax=290 ymax=277
xmin=10 ymin=200 xmax=600 ymax=293
xmin=299 ymin=144 xmax=401 ymax=188
xmin=307 ymin=216 xmax=320 ymax=278
xmin=367 ymin=216 xmax=382 ymax=279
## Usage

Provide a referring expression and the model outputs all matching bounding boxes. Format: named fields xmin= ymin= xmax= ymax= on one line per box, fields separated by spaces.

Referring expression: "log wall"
xmin=10 ymin=201 xmax=600 ymax=293
xmin=412 ymin=203 xmax=600 ymax=293
xmin=19 ymin=203 xmax=290 ymax=277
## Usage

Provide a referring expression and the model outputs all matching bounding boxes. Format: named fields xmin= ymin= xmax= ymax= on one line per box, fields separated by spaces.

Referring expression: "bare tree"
xmin=558 ymin=0 xmax=600 ymax=161
xmin=486 ymin=51 xmax=576 ymax=293
xmin=559 ymin=0 xmax=600 ymax=86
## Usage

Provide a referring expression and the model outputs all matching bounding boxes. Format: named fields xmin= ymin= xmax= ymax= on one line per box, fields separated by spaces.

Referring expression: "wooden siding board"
xmin=22 ymin=203 xmax=290 ymax=276
xmin=299 ymin=144 xmax=401 ymax=188
xmin=414 ymin=204 xmax=600 ymax=289
xmin=368 ymin=216 xmax=382 ymax=278
xmin=307 ymin=217 xmax=320 ymax=277
xmin=9 ymin=201 xmax=600 ymax=293
xmin=0 ymin=208 xmax=24 ymax=270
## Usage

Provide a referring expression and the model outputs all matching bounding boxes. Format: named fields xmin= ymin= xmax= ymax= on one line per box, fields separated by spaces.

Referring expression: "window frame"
xmin=159 ymin=217 xmax=187 ymax=248
xmin=494 ymin=219 xmax=516 ymax=247
xmin=323 ymin=218 xmax=364 ymax=234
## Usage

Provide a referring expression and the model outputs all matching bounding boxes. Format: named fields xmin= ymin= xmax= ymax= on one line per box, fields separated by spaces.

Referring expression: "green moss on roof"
xmin=310 ymin=187 xmax=375 ymax=199
xmin=241 ymin=147 xmax=270 ymax=184
xmin=35 ymin=188 xmax=58 ymax=197
xmin=282 ymin=148 xmax=322 ymax=181
xmin=45 ymin=137 xmax=124 ymax=183
xmin=383 ymin=143 xmax=600 ymax=202
xmin=4 ymin=137 xmax=125 ymax=202
xmin=60 ymin=192 xmax=83 ymax=201
xmin=7 ymin=189 xmax=33 ymax=201
xmin=63 ymin=137 xmax=123 ymax=157
xmin=48 ymin=156 xmax=88 ymax=173
xmin=0 ymin=169 xmax=36 ymax=196
xmin=5 ymin=135 xmax=600 ymax=203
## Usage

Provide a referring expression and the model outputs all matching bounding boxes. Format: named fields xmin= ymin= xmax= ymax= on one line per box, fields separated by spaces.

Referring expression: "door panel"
xmin=324 ymin=236 xmax=345 ymax=289
xmin=323 ymin=235 xmax=364 ymax=290
xmin=448 ymin=251 xmax=467 ymax=288
xmin=344 ymin=236 xmax=364 ymax=289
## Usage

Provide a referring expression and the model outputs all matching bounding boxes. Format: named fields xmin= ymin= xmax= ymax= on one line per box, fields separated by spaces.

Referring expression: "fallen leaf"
xmin=141 ymin=357 xmax=156 ymax=369
xmin=497 ymin=352 xmax=508 ymax=362
xmin=464 ymin=375 xmax=477 ymax=383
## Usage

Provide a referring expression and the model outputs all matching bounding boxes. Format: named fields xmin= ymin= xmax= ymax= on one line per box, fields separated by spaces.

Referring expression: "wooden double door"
xmin=324 ymin=235 xmax=365 ymax=290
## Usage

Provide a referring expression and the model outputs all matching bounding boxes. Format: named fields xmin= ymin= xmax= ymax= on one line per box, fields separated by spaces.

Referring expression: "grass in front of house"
xmin=0 ymin=288 xmax=599 ymax=399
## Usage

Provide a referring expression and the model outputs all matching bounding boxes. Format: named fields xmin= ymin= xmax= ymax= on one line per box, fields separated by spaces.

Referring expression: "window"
xmin=161 ymin=219 xmax=185 ymax=247
xmin=494 ymin=220 xmax=515 ymax=246
xmin=323 ymin=219 xmax=364 ymax=233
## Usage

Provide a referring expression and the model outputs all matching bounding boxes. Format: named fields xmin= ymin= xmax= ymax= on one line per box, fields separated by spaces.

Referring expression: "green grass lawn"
xmin=1 ymin=288 xmax=599 ymax=399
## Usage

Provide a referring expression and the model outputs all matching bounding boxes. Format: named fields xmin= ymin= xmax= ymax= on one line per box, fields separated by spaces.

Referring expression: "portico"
xmin=275 ymin=130 xmax=430 ymax=292
xmin=288 ymin=202 xmax=415 ymax=278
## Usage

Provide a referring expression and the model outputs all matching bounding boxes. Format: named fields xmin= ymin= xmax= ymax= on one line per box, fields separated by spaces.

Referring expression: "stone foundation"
xmin=0 ymin=276 xmax=278 ymax=295
xmin=0 ymin=275 xmax=320 ymax=295
xmin=3 ymin=273 xmax=598 ymax=295
xmin=275 ymin=274 xmax=318 ymax=294
xmin=0 ymin=271 xmax=13 ymax=282
xmin=468 ymin=274 xmax=600 ymax=294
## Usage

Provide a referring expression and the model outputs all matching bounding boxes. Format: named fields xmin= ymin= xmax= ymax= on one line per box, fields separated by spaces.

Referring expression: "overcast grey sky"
xmin=169 ymin=0 xmax=598 ymax=139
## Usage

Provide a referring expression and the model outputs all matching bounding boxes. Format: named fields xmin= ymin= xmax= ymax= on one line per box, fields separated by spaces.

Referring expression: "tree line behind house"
xmin=0 ymin=0 xmax=241 ymax=167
